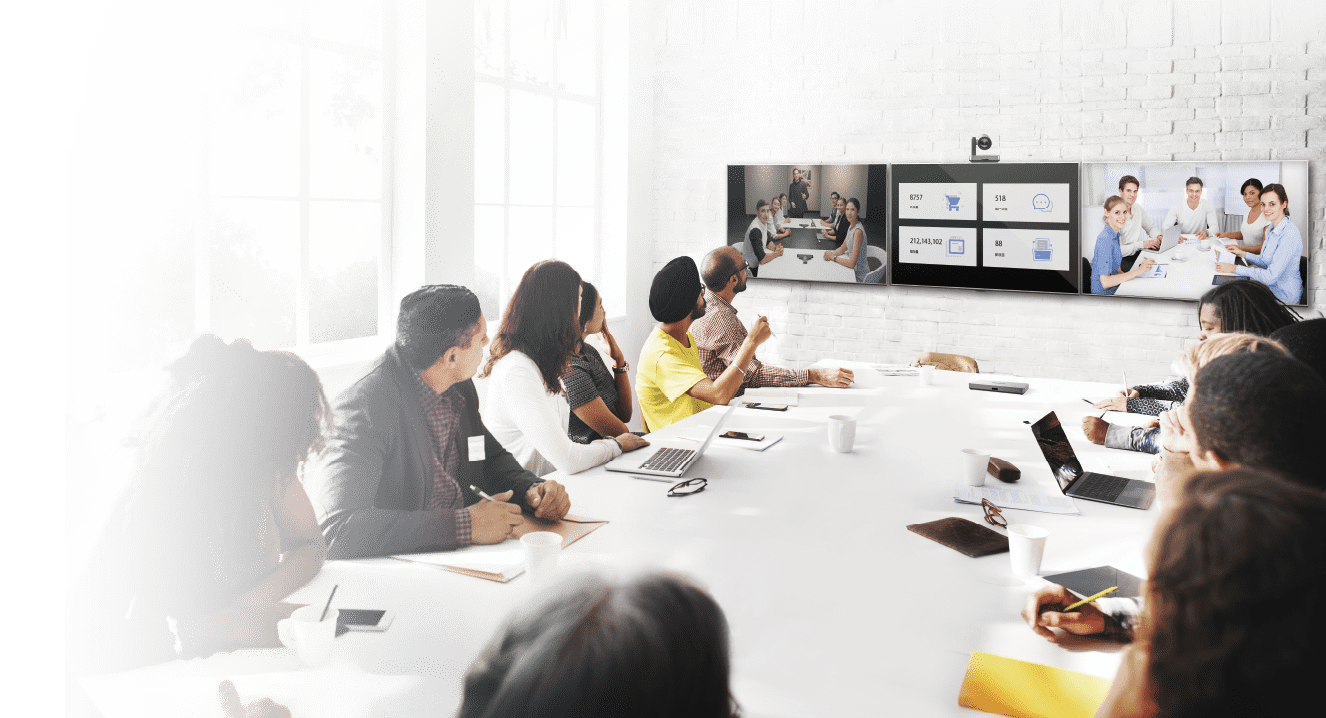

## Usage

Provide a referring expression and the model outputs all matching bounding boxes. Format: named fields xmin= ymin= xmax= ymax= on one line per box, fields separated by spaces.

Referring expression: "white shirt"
xmin=1162 ymin=197 xmax=1221 ymax=235
xmin=484 ymin=351 xmax=621 ymax=476
xmin=1118 ymin=203 xmax=1159 ymax=257
xmin=1238 ymin=210 xmax=1270 ymax=247
xmin=773 ymin=207 xmax=786 ymax=227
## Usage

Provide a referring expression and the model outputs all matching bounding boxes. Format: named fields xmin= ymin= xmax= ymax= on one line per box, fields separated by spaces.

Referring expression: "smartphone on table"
xmin=721 ymin=430 xmax=765 ymax=442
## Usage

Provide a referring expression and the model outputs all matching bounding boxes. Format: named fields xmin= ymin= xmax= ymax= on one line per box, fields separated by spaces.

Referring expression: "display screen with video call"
xmin=889 ymin=163 xmax=1081 ymax=295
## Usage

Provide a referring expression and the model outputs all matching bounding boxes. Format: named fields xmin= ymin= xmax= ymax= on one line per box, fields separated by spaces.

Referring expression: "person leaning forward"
xmin=305 ymin=284 xmax=570 ymax=560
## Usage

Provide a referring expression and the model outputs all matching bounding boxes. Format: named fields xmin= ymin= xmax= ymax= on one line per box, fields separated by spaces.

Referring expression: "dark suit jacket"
xmin=305 ymin=345 xmax=541 ymax=559
xmin=789 ymin=179 xmax=809 ymax=214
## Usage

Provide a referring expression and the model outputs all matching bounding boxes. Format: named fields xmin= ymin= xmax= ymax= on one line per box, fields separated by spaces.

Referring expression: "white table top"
xmin=1113 ymin=238 xmax=1223 ymax=300
xmin=82 ymin=362 xmax=1158 ymax=717
xmin=756 ymin=249 xmax=860 ymax=283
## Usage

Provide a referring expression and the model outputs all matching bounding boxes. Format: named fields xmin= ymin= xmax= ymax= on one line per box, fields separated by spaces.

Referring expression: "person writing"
xmin=483 ymin=261 xmax=648 ymax=476
xmin=1214 ymin=178 xmax=1267 ymax=251
xmin=306 ymin=285 xmax=569 ymax=560
xmin=1091 ymin=196 xmax=1155 ymax=295
xmin=561 ymin=282 xmax=636 ymax=444
xmin=741 ymin=199 xmax=784 ymax=278
xmin=69 ymin=336 xmax=330 ymax=672
xmin=1220 ymin=183 xmax=1303 ymax=304
xmin=637 ymin=256 xmax=771 ymax=431
xmin=823 ymin=197 xmax=870 ymax=282
xmin=1095 ymin=468 xmax=1326 ymax=717
xmin=692 ymin=246 xmax=854 ymax=392
xmin=1115 ymin=175 xmax=1161 ymax=272
xmin=1160 ymin=176 xmax=1220 ymax=240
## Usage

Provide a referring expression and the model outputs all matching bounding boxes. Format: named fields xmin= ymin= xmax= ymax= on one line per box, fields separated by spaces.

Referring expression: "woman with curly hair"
xmin=69 ymin=335 xmax=330 ymax=673
xmin=482 ymin=260 xmax=648 ymax=476
xmin=1097 ymin=467 xmax=1326 ymax=717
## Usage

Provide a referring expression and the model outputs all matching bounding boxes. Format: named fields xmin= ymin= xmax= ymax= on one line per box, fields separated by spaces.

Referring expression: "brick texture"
xmin=649 ymin=0 xmax=1326 ymax=384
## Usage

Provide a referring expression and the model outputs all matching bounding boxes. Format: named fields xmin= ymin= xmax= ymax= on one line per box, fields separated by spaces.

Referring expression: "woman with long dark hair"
xmin=561 ymin=281 xmax=636 ymax=443
xmin=482 ymin=260 xmax=647 ymax=476
xmin=70 ymin=335 xmax=330 ymax=673
xmin=1096 ymin=468 xmax=1326 ymax=717
xmin=1219 ymin=183 xmax=1303 ymax=304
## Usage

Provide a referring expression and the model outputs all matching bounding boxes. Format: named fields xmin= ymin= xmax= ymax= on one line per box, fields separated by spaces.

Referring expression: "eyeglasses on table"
xmin=981 ymin=499 xmax=1007 ymax=528
xmin=668 ymin=477 xmax=707 ymax=497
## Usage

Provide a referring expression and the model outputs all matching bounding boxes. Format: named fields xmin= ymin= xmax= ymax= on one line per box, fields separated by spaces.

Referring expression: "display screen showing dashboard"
xmin=727 ymin=164 xmax=889 ymax=285
xmin=889 ymin=163 xmax=1080 ymax=294
xmin=1080 ymin=161 xmax=1309 ymax=305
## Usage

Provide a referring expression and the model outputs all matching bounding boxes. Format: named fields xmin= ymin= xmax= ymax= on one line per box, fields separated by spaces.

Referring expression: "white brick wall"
xmin=648 ymin=0 xmax=1326 ymax=384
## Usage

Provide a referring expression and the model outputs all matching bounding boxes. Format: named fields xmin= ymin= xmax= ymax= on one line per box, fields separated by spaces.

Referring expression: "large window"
xmin=473 ymin=0 xmax=610 ymax=319
xmin=204 ymin=0 xmax=390 ymax=350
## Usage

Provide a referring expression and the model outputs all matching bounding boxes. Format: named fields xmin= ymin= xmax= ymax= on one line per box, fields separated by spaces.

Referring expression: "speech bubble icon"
xmin=1032 ymin=193 xmax=1053 ymax=212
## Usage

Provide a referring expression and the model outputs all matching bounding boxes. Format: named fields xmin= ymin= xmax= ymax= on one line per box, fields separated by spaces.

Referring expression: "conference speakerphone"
xmin=969 ymin=380 xmax=1029 ymax=395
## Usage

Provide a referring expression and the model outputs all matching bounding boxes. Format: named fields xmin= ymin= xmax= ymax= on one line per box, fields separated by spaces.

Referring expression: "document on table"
xmin=1215 ymin=248 xmax=1237 ymax=275
xmin=681 ymin=431 xmax=783 ymax=451
xmin=1137 ymin=264 xmax=1168 ymax=278
xmin=868 ymin=363 xmax=919 ymax=377
xmin=953 ymin=484 xmax=1080 ymax=515
xmin=392 ymin=513 xmax=609 ymax=582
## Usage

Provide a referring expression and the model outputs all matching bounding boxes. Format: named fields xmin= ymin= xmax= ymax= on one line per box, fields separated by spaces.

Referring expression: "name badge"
xmin=467 ymin=435 xmax=486 ymax=462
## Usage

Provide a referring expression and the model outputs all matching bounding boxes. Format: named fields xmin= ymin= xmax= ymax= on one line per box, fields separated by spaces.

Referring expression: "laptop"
xmin=1029 ymin=411 xmax=1154 ymax=509
xmin=604 ymin=405 xmax=736 ymax=478
xmin=1154 ymin=224 xmax=1181 ymax=253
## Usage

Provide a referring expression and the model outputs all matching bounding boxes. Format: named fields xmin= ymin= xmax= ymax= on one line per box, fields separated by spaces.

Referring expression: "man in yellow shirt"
xmin=637 ymin=255 xmax=771 ymax=431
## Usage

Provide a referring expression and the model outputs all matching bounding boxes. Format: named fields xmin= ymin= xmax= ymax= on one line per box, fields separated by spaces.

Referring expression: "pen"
xmin=629 ymin=474 xmax=673 ymax=483
xmin=319 ymin=584 xmax=338 ymax=622
xmin=1082 ymin=398 xmax=1094 ymax=406
xmin=1099 ymin=411 xmax=1107 ymax=419
xmin=1062 ymin=586 xmax=1119 ymax=613
xmin=469 ymin=485 xmax=495 ymax=502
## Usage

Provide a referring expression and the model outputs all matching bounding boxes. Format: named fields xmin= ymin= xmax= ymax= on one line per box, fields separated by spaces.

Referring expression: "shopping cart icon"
xmin=944 ymin=194 xmax=962 ymax=211
xmin=1033 ymin=238 xmax=1053 ymax=261
xmin=948 ymin=237 xmax=965 ymax=255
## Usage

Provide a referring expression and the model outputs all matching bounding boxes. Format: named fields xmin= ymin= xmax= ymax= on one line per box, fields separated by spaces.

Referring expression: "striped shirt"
xmin=411 ymin=371 xmax=473 ymax=545
xmin=690 ymin=289 xmax=808 ymax=393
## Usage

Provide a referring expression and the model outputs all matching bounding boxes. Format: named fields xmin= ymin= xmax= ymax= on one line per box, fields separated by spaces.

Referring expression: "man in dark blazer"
xmin=789 ymin=169 xmax=810 ymax=218
xmin=305 ymin=285 xmax=571 ymax=559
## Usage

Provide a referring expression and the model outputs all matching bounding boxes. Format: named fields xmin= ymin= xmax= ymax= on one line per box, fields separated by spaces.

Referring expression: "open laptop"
xmin=1029 ymin=411 xmax=1154 ymax=509
xmin=605 ymin=405 xmax=735 ymax=478
xmin=1154 ymin=224 xmax=1181 ymax=254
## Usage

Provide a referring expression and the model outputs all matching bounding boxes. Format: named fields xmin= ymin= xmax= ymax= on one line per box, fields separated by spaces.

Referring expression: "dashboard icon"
xmin=1033 ymin=238 xmax=1053 ymax=261
xmin=948 ymin=237 xmax=966 ymax=255
xmin=1032 ymin=193 xmax=1053 ymax=212
xmin=944 ymin=194 xmax=962 ymax=211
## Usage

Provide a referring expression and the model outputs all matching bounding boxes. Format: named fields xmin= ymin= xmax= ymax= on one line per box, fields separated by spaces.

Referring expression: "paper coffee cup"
xmin=1008 ymin=524 xmax=1049 ymax=577
xmin=918 ymin=365 xmax=935 ymax=386
xmin=961 ymin=449 xmax=990 ymax=486
xmin=522 ymin=531 xmax=563 ymax=586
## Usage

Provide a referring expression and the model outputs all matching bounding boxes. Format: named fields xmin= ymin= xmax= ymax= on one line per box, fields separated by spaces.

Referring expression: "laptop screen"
xmin=1029 ymin=411 xmax=1085 ymax=493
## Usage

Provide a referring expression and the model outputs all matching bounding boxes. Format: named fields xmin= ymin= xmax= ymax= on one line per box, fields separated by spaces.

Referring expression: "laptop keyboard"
xmin=1074 ymin=474 xmax=1129 ymax=502
xmin=639 ymin=447 xmax=694 ymax=473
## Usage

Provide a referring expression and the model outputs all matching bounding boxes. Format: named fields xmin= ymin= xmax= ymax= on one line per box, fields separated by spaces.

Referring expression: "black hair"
xmin=1118 ymin=174 xmax=1139 ymax=191
xmin=395 ymin=285 xmax=483 ymax=371
xmin=1239 ymin=177 xmax=1264 ymax=195
xmin=830 ymin=191 xmax=840 ymax=199
xmin=846 ymin=197 xmax=860 ymax=212
xmin=1198 ymin=281 xmax=1298 ymax=336
xmin=1270 ymin=318 xmax=1326 ymax=383
xmin=458 ymin=572 xmax=739 ymax=718
xmin=756 ymin=199 xmax=769 ymax=211
xmin=1189 ymin=352 xmax=1326 ymax=489
xmin=1186 ymin=176 xmax=1203 ymax=188
xmin=578 ymin=281 xmax=599 ymax=329
xmin=702 ymin=247 xmax=742 ymax=291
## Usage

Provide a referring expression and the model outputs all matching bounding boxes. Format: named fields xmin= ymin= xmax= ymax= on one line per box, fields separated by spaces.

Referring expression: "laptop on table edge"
xmin=1029 ymin=411 xmax=1154 ymax=510
xmin=604 ymin=405 xmax=736 ymax=478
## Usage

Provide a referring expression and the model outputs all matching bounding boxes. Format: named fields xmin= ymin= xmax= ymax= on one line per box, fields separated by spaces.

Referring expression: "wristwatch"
xmin=613 ymin=363 xmax=629 ymax=375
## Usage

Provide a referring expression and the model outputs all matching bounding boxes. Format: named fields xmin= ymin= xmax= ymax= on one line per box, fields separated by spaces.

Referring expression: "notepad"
xmin=741 ymin=387 xmax=799 ymax=406
xmin=392 ymin=513 xmax=608 ymax=583
xmin=1137 ymin=264 xmax=1167 ymax=278
xmin=953 ymin=484 xmax=1080 ymax=515
xmin=681 ymin=431 xmax=784 ymax=451
xmin=957 ymin=651 xmax=1113 ymax=718
xmin=1215 ymin=249 xmax=1238 ymax=276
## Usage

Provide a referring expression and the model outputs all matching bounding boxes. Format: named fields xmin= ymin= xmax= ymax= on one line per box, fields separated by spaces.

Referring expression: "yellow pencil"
xmin=1062 ymin=586 xmax=1119 ymax=613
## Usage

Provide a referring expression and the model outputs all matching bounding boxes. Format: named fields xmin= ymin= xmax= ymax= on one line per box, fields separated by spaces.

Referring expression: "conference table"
xmin=1114 ymin=236 xmax=1225 ymax=299
xmin=82 ymin=362 xmax=1160 ymax=717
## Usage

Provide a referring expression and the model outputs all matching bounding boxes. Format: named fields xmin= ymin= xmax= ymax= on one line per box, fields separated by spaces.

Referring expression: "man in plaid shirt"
xmin=692 ymin=246 xmax=854 ymax=394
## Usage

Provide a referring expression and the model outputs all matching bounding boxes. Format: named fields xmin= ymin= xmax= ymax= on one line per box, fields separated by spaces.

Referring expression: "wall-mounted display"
xmin=727 ymin=164 xmax=889 ymax=285
xmin=1080 ymin=161 xmax=1310 ymax=305
xmin=889 ymin=163 xmax=1081 ymax=294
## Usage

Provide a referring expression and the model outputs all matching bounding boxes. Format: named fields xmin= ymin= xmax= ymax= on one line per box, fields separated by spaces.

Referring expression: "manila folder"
xmin=957 ymin=651 xmax=1112 ymax=718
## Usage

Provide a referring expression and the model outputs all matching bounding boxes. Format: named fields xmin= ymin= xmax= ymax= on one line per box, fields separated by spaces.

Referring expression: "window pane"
xmin=310 ymin=50 xmax=383 ymax=200
xmin=509 ymin=90 xmax=553 ymax=205
xmin=557 ymin=100 xmax=595 ymax=206
xmin=310 ymin=0 xmax=383 ymax=49
xmin=558 ymin=0 xmax=597 ymax=95
xmin=208 ymin=35 xmax=300 ymax=197
xmin=507 ymin=206 xmax=552 ymax=287
xmin=474 ymin=204 xmax=506 ymax=319
xmin=208 ymin=199 xmax=298 ymax=348
xmin=509 ymin=0 xmax=555 ymax=88
xmin=309 ymin=201 xmax=379 ymax=343
xmin=213 ymin=0 xmax=304 ymax=36
xmin=475 ymin=0 xmax=505 ymax=76
xmin=474 ymin=82 xmax=505 ymax=204
xmin=555 ymin=206 xmax=596 ymax=282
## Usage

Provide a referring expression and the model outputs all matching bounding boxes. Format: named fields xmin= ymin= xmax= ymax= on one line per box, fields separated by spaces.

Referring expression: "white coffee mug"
xmin=277 ymin=606 xmax=338 ymax=667
xmin=522 ymin=531 xmax=563 ymax=586
xmin=918 ymin=365 xmax=935 ymax=387
xmin=1199 ymin=238 xmax=1210 ymax=251
xmin=1008 ymin=524 xmax=1050 ymax=577
xmin=827 ymin=415 xmax=856 ymax=453
xmin=961 ymin=448 xmax=990 ymax=486
xmin=1173 ymin=248 xmax=1187 ymax=261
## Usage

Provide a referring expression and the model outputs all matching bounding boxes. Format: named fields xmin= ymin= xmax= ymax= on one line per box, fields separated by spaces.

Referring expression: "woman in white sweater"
xmin=482 ymin=260 xmax=649 ymax=476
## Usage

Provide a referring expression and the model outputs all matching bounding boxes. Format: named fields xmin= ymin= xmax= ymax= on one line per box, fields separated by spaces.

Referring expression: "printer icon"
xmin=1032 ymin=238 xmax=1052 ymax=262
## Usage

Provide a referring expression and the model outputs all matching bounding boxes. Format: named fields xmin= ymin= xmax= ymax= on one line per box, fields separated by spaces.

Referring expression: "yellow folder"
xmin=957 ymin=651 xmax=1112 ymax=718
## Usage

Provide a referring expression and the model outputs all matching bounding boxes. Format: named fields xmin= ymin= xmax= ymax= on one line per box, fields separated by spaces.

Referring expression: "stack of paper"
xmin=1137 ymin=264 xmax=1168 ymax=278
xmin=868 ymin=364 xmax=919 ymax=377
xmin=1215 ymin=248 xmax=1238 ymax=276
xmin=392 ymin=513 xmax=608 ymax=582
xmin=953 ymin=483 xmax=1080 ymax=515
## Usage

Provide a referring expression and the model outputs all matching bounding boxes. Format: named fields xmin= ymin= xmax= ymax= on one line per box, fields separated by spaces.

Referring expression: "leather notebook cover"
xmin=957 ymin=651 xmax=1112 ymax=718
xmin=906 ymin=517 xmax=1009 ymax=557
xmin=988 ymin=457 xmax=1021 ymax=482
